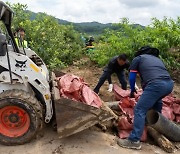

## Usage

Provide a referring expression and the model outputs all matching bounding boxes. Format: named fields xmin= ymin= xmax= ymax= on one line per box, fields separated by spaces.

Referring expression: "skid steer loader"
xmin=0 ymin=1 xmax=117 ymax=145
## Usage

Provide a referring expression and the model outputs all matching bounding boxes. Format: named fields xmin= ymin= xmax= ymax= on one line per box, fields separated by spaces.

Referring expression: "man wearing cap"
xmin=117 ymin=46 xmax=174 ymax=150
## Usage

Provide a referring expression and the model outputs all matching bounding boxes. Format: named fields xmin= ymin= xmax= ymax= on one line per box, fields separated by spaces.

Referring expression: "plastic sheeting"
xmin=58 ymin=74 xmax=102 ymax=108
xmin=113 ymin=84 xmax=180 ymax=141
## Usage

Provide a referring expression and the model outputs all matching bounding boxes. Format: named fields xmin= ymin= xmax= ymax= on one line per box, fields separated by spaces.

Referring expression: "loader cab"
xmin=0 ymin=1 xmax=19 ymax=54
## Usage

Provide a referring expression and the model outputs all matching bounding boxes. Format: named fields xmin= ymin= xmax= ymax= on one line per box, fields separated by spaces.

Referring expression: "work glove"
xmin=135 ymin=83 xmax=139 ymax=90
xmin=108 ymin=84 xmax=113 ymax=92
xmin=130 ymin=89 xmax=137 ymax=98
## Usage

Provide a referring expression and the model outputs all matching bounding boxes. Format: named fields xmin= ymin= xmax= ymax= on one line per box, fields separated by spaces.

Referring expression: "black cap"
xmin=135 ymin=46 xmax=159 ymax=57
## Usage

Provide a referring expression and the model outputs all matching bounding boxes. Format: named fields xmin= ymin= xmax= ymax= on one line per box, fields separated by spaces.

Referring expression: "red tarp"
xmin=58 ymin=74 xmax=102 ymax=108
xmin=57 ymin=74 xmax=179 ymax=141
xmin=113 ymin=84 xmax=180 ymax=142
xmin=161 ymin=104 xmax=175 ymax=120
xmin=117 ymin=116 xmax=147 ymax=141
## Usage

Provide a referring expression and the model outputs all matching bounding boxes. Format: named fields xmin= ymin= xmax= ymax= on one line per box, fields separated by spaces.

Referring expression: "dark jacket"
xmin=104 ymin=56 xmax=130 ymax=73
xmin=130 ymin=54 xmax=171 ymax=88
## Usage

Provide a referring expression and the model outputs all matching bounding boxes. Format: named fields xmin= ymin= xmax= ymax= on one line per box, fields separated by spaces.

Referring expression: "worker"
xmin=15 ymin=27 xmax=28 ymax=48
xmin=117 ymin=46 xmax=174 ymax=150
xmin=85 ymin=36 xmax=95 ymax=52
xmin=94 ymin=54 xmax=130 ymax=94
xmin=86 ymin=36 xmax=94 ymax=47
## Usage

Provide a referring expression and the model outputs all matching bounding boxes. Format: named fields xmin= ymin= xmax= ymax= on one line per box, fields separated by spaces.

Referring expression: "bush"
xmin=89 ymin=17 xmax=180 ymax=72
xmin=8 ymin=3 xmax=83 ymax=69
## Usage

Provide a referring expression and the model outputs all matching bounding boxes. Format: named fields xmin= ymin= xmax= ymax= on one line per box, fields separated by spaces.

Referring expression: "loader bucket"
xmin=51 ymin=72 xmax=117 ymax=138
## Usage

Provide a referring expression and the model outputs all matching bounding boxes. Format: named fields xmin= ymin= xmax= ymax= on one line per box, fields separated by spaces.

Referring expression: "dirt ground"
xmin=0 ymin=57 xmax=179 ymax=154
xmin=1 ymin=125 xmax=179 ymax=154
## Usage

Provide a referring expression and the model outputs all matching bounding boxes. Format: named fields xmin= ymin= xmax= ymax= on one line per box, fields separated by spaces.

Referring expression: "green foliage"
xmin=89 ymin=17 xmax=180 ymax=71
xmin=6 ymin=2 xmax=180 ymax=73
xmin=23 ymin=10 xmax=126 ymax=36
xmin=8 ymin=3 xmax=83 ymax=69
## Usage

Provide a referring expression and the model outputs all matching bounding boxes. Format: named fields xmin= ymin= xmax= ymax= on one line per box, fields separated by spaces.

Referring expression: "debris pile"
xmin=113 ymin=84 xmax=180 ymax=141
xmin=58 ymin=74 xmax=102 ymax=108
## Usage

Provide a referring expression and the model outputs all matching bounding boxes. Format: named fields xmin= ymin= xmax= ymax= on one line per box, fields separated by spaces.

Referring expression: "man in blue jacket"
xmin=117 ymin=46 xmax=174 ymax=150
xmin=94 ymin=54 xmax=130 ymax=94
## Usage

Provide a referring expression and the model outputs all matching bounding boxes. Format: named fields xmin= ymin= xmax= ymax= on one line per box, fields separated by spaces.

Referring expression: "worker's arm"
xmin=129 ymin=56 xmax=141 ymax=97
xmin=107 ymin=61 xmax=114 ymax=71
xmin=106 ymin=56 xmax=118 ymax=71
xmin=129 ymin=72 xmax=137 ymax=92
xmin=126 ymin=61 xmax=130 ymax=70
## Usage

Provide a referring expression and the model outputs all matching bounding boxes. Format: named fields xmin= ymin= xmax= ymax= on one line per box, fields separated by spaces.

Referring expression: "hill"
xmin=28 ymin=11 xmax=143 ymax=35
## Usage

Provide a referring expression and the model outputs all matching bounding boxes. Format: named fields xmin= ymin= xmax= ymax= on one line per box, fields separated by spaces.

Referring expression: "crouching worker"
xmin=94 ymin=54 xmax=130 ymax=94
xmin=117 ymin=46 xmax=174 ymax=150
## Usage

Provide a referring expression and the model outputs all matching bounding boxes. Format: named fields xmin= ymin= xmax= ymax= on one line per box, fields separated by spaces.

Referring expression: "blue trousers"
xmin=128 ymin=79 xmax=174 ymax=142
xmin=94 ymin=70 xmax=127 ymax=94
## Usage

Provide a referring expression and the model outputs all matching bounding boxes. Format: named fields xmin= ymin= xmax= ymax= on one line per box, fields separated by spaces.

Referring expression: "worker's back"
xmin=136 ymin=54 xmax=171 ymax=86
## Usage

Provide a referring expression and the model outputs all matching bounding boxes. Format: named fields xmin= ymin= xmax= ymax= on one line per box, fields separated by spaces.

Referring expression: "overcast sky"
xmin=6 ymin=0 xmax=180 ymax=26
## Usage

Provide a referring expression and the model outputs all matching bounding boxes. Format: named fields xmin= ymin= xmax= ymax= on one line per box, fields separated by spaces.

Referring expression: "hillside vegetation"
xmin=10 ymin=3 xmax=83 ymax=69
xmin=89 ymin=18 xmax=180 ymax=72
xmin=7 ymin=3 xmax=180 ymax=77
xmin=28 ymin=10 xmax=131 ymax=35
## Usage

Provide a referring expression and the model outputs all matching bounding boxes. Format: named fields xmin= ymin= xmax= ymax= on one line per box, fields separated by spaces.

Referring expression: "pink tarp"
xmin=113 ymin=84 xmax=180 ymax=141
xmin=57 ymin=74 xmax=179 ymax=141
xmin=58 ymin=74 xmax=102 ymax=108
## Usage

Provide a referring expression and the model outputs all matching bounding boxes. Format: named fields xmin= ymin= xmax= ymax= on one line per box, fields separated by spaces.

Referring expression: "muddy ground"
xmin=1 ymin=125 xmax=179 ymax=154
xmin=0 ymin=57 xmax=179 ymax=154
xmin=1 ymin=126 xmax=179 ymax=154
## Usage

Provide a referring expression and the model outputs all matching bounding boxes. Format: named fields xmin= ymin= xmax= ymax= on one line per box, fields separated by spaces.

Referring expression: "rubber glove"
xmin=108 ymin=84 xmax=113 ymax=92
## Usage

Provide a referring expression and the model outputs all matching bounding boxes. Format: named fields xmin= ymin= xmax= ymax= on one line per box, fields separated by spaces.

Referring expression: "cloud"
xmin=118 ymin=0 xmax=158 ymax=8
xmin=5 ymin=0 xmax=180 ymax=25
xmin=35 ymin=0 xmax=60 ymax=9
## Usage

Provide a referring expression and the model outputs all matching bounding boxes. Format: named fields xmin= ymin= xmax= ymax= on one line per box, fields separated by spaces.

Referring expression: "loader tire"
xmin=0 ymin=90 xmax=44 ymax=145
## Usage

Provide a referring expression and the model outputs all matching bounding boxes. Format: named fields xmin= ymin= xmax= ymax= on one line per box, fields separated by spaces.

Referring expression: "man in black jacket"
xmin=94 ymin=54 xmax=130 ymax=94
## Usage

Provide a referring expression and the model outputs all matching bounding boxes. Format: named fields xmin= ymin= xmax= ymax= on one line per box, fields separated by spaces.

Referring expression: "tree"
xmin=7 ymin=2 xmax=83 ymax=69
xmin=89 ymin=17 xmax=180 ymax=72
